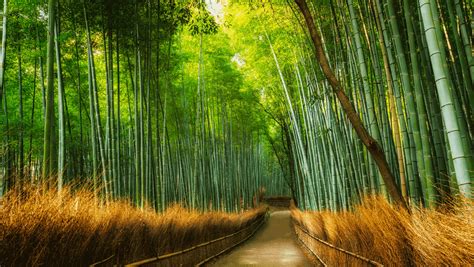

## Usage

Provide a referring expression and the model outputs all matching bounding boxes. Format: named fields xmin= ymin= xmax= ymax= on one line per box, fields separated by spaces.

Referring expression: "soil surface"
xmin=211 ymin=210 xmax=313 ymax=267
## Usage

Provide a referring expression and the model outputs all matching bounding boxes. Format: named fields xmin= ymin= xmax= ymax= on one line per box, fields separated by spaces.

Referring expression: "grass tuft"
xmin=291 ymin=196 xmax=474 ymax=266
xmin=0 ymin=185 xmax=266 ymax=266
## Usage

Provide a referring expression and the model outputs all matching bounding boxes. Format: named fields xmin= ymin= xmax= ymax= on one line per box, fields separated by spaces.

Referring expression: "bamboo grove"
xmin=0 ymin=0 xmax=289 ymax=212
xmin=265 ymin=0 xmax=472 ymax=210
xmin=0 ymin=0 xmax=472 ymax=213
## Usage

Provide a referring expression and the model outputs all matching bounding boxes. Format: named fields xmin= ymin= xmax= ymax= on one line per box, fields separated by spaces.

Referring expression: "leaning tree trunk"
xmin=294 ymin=0 xmax=408 ymax=210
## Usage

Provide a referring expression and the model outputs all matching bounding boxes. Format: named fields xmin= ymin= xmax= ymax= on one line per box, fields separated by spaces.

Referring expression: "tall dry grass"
xmin=291 ymin=196 xmax=474 ymax=266
xmin=0 ymin=185 xmax=267 ymax=266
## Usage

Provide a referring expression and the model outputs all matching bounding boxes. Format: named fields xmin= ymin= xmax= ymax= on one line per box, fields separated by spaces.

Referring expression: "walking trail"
xmin=211 ymin=210 xmax=313 ymax=267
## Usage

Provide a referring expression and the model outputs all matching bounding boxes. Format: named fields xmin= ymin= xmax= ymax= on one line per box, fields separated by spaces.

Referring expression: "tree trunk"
xmin=294 ymin=0 xmax=408 ymax=210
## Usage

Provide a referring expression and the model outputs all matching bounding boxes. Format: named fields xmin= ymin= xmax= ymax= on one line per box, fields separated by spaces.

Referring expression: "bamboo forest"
xmin=0 ymin=0 xmax=472 ymax=266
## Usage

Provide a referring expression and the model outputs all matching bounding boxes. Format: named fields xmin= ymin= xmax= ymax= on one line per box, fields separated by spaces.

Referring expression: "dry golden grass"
xmin=291 ymin=196 xmax=474 ymax=266
xmin=0 ymin=185 xmax=266 ymax=266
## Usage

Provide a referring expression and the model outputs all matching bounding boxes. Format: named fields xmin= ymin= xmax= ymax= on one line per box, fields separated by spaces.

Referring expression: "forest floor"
xmin=210 ymin=210 xmax=313 ymax=267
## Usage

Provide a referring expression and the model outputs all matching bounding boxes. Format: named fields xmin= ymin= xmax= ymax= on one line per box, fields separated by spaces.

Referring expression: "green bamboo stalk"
xmin=454 ymin=0 xmax=474 ymax=83
xmin=42 ymin=0 xmax=57 ymax=180
xmin=55 ymin=13 xmax=65 ymax=191
xmin=370 ymin=0 xmax=407 ymax=201
xmin=83 ymin=4 xmax=98 ymax=193
xmin=134 ymin=17 xmax=142 ymax=207
xmin=84 ymin=3 xmax=108 ymax=198
xmin=0 ymin=0 xmax=7 ymax=107
xmin=419 ymin=0 xmax=472 ymax=198
xmin=18 ymin=44 xmax=24 ymax=177
xmin=402 ymin=0 xmax=436 ymax=205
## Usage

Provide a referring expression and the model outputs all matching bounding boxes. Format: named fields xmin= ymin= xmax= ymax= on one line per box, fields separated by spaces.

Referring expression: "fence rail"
xmin=118 ymin=213 xmax=267 ymax=267
xmin=293 ymin=221 xmax=383 ymax=267
xmin=195 ymin=215 xmax=266 ymax=266
xmin=294 ymin=232 xmax=327 ymax=266
xmin=89 ymin=213 xmax=267 ymax=267
xmin=89 ymin=254 xmax=115 ymax=267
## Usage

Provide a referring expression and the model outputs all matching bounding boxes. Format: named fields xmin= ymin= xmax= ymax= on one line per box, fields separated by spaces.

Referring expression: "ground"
xmin=211 ymin=210 xmax=313 ymax=267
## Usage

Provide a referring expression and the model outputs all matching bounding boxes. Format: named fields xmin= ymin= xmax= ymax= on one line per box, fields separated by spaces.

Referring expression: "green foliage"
xmin=7 ymin=0 xmax=470 ymax=213
xmin=1 ymin=0 xmax=287 ymax=211
xmin=187 ymin=3 xmax=218 ymax=35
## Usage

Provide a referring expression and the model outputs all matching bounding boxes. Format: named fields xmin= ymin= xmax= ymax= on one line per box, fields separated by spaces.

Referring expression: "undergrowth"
xmin=291 ymin=196 xmax=474 ymax=266
xmin=0 ymin=185 xmax=266 ymax=266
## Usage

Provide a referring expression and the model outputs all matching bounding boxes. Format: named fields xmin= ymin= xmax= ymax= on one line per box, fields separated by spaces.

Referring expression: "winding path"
xmin=211 ymin=210 xmax=312 ymax=266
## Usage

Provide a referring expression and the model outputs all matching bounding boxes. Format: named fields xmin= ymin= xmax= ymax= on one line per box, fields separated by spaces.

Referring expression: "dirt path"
xmin=210 ymin=210 xmax=313 ymax=267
